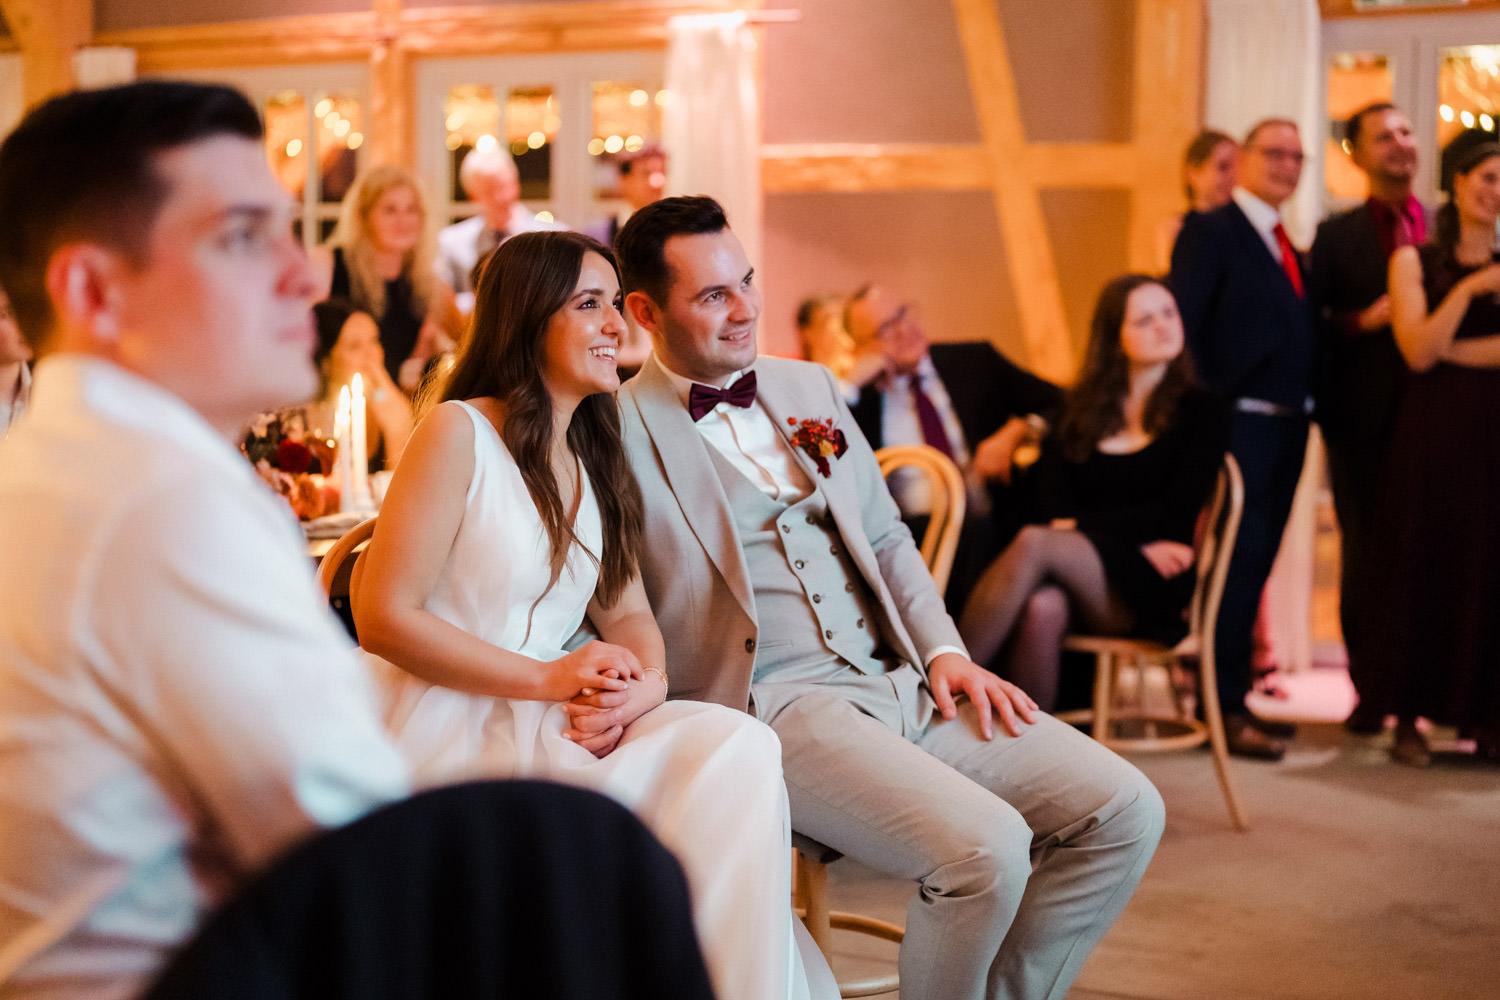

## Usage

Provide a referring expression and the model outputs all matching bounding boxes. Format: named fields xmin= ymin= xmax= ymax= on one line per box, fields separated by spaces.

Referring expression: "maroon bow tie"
xmin=688 ymin=371 xmax=758 ymax=421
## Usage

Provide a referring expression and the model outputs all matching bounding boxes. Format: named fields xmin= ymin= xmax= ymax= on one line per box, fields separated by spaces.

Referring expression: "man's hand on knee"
xmin=927 ymin=652 xmax=1038 ymax=739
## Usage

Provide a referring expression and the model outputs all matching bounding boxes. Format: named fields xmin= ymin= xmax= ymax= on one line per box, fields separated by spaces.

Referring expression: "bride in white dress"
xmin=351 ymin=231 xmax=828 ymax=1000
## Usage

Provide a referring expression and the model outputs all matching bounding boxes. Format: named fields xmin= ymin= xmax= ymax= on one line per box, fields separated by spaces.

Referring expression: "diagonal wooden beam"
xmin=1128 ymin=0 xmax=1203 ymax=272
xmin=0 ymin=0 xmax=91 ymax=108
xmin=950 ymin=0 xmax=1073 ymax=382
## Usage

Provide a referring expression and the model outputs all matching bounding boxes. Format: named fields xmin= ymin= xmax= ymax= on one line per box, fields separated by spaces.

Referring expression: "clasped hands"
xmin=554 ymin=641 xmax=666 ymax=758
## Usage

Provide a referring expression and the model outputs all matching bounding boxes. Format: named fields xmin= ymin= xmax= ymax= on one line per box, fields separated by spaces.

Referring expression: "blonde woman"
xmin=314 ymin=165 xmax=462 ymax=394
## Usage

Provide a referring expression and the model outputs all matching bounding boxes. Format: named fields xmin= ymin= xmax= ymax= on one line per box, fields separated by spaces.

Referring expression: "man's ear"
xmin=44 ymin=244 xmax=124 ymax=344
xmin=624 ymin=289 xmax=659 ymax=335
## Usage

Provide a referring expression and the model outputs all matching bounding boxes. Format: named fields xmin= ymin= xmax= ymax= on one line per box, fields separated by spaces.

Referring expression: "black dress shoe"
xmin=1344 ymin=703 xmax=1386 ymax=736
xmin=1251 ymin=715 xmax=1297 ymax=738
xmin=1390 ymin=720 xmax=1430 ymax=768
xmin=1224 ymin=714 xmax=1285 ymax=761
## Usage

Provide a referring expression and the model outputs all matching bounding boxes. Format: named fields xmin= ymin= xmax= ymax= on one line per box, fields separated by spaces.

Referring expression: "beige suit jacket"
xmin=617 ymin=354 xmax=965 ymax=710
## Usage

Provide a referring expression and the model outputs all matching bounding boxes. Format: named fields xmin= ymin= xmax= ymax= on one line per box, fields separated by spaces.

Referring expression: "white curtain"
xmin=664 ymin=12 xmax=762 ymax=268
xmin=1203 ymin=0 xmax=1322 ymax=242
xmin=1204 ymin=0 xmax=1323 ymax=677
xmin=73 ymin=48 xmax=137 ymax=91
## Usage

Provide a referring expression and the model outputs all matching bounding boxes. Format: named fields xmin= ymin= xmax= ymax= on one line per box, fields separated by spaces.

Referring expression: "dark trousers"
xmin=1216 ymin=413 xmax=1310 ymax=715
xmin=144 ymin=781 xmax=714 ymax=1000
xmin=1324 ymin=431 xmax=1390 ymax=708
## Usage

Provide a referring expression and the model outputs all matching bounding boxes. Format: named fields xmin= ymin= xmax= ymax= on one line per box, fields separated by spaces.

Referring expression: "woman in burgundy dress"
xmin=1369 ymin=139 xmax=1500 ymax=766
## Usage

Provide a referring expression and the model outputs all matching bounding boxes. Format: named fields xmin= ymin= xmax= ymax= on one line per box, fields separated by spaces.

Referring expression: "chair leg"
xmin=1091 ymin=651 xmax=1115 ymax=743
xmin=795 ymin=851 xmax=833 ymax=955
xmin=1197 ymin=652 xmax=1250 ymax=832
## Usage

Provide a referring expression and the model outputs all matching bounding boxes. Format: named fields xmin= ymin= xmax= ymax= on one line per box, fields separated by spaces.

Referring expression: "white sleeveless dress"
xmin=369 ymin=401 xmax=822 ymax=1000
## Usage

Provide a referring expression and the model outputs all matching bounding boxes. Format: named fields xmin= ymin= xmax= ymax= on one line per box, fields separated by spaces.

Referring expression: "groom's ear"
xmin=624 ymin=290 xmax=660 ymax=334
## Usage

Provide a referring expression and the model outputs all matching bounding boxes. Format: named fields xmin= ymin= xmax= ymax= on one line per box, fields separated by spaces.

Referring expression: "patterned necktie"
xmin=910 ymin=375 xmax=954 ymax=458
xmin=1273 ymin=222 xmax=1304 ymax=298
xmin=688 ymin=371 xmax=758 ymax=422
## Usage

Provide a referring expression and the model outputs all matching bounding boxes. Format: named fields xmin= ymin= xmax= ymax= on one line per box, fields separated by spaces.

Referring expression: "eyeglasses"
xmin=1247 ymin=146 xmax=1306 ymax=166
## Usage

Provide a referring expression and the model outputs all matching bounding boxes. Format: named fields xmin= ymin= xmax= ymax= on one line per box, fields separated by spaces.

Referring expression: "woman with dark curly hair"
xmin=958 ymin=274 xmax=1227 ymax=711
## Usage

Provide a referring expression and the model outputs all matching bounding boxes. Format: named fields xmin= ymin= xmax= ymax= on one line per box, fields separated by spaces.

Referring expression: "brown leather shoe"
xmin=1225 ymin=714 xmax=1285 ymax=761
xmin=1391 ymin=720 xmax=1431 ymax=767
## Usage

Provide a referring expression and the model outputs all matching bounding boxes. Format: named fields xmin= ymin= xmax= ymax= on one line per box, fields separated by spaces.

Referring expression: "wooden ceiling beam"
xmin=0 ymin=0 xmax=91 ymax=107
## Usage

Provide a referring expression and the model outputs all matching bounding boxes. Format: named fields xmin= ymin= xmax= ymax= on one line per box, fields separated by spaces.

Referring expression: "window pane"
xmin=1438 ymin=45 xmax=1500 ymax=189
xmin=590 ymin=81 xmax=664 ymax=200
xmin=1325 ymin=52 xmax=1392 ymax=206
xmin=265 ymin=90 xmax=307 ymax=201
xmin=315 ymin=94 xmax=362 ymax=204
xmin=507 ymin=85 xmax=556 ymax=203
xmin=444 ymin=85 xmax=502 ymax=212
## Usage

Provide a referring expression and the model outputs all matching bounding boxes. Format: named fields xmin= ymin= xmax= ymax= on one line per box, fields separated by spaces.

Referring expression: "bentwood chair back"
xmin=315 ymin=516 xmax=377 ymax=641
xmin=1057 ymin=453 xmax=1249 ymax=831
xmin=874 ymin=444 xmax=966 ymax=595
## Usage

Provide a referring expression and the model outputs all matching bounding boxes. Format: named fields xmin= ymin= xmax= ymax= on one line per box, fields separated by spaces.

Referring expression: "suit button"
xmin=830 ymin=545 xmax=839 ymax=555
xmin=781 ymin=524 xmax=791 ymax=534
xmin=812 ymin=594 xmax=822 ymax=604
xmin=805 ymin=514 xmax=816 ymax=524
xmin=745 ymin=638 xmax=755 ymax=652
xmin=824 ymin=629 xmax=834 ymax=639
xmin=844 ymin=583 xmax=854 ymax=592
xmin=795 ymin=559 xmax=805 ymax=569
xmin=856 ymin=618 xmax=865 ymax=629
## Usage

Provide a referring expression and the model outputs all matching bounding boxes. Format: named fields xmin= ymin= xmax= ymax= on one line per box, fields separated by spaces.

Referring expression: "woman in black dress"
xmin=1370 ymin=139 xmax=1500 ymax=766
xmin=958 ymin=274 xmax=1226 ymax=711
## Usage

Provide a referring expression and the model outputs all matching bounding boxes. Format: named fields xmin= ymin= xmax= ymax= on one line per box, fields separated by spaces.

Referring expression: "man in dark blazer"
xmin=1171 ymin=117 xmax=1316 ymax=761
xmin=614 ymin=196 xmax=1163 ymax=1000
xmin=1309 ymin=102 xmax=1424 ymax=734
xmin=844 ymin=285 xmax=1061 ymax=609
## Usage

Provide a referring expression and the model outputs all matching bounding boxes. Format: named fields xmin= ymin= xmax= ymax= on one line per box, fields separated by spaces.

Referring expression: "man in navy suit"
xmin=1309 ymin=103 xmax=1424 ymax=734
xmin=1171 ymin=118 xmax=1315 ymax=761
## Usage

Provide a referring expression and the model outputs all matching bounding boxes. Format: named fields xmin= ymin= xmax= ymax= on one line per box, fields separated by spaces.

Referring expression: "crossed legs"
xmin=958 ymin=526 xmax=1133 ymax=708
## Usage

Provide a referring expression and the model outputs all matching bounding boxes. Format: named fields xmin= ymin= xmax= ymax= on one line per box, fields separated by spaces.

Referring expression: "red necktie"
xmin=911 ymin=375 xmax=954 ymax=459
xmin=1273 ymin=223 xmax=1304 ymax=298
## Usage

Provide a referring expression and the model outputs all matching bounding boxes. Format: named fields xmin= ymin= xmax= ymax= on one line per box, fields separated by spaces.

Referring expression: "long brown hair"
xmin=441 ymin=230 xmax=644 ymax=608
xmin=1055 ymin=274 xmax=1196 ymax=463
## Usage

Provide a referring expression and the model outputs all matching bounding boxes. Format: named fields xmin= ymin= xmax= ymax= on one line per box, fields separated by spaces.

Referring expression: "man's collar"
xmin=1232 ymin=186 xmax=1282 ymax=234
xmin=881 ymin=352 xmax=936 ymax=388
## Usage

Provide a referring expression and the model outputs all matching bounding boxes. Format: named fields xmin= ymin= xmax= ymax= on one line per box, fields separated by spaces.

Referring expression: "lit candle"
xmin=335 ymin=384 xmax=353 ymax=514
xmin=348 ymin=373 xmax=373 ymax=512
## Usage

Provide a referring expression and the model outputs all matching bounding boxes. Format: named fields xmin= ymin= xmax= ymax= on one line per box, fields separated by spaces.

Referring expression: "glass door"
xmin=1323 ymin=9 xmax=1500 ymax=210
xmin=417 ymin=51 xmax=664 ymax=234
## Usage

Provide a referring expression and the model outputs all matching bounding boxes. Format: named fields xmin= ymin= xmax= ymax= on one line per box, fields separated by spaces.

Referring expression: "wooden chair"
xmin=315 ymin=516 xmax=377 ymax=641
xmin=790 ymin=446 xmax=964 ymax=996
xmin=875 ymin=444 xmax=967 ymax=595
xmin=1055 ymin=454 xmax=1250 ymax=831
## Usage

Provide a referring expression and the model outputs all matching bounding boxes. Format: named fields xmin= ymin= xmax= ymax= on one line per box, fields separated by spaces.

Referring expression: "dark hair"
xmin=313 ymin=298 xmax=357 ymax=369
xmin=1433 ymin=135 xmax=1500 ymax=253
xmin=843 ymin=283 xmax=875 ymax=341
xmin=618 ymin=144 xmax=664 ymax=176
xmin=1182 ymin=129 xmax=1235 ymax=203
xmin=614 ymin=195 xmax=728 ymax=306
xmin=441 ymin=230 xmax=644 ymax=608
xmin=1345 ymin=102 xmax=1397 ymax=149
xmin=0 ymin=81 xmax=263 ymax=350
xmin=1055 ymin=274 xmax=1196 ymax=463
xmin=796 ymin=293 xmax=839 ymax=331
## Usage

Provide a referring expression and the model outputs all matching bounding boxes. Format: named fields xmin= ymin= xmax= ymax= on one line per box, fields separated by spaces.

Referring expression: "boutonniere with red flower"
xmin=787 ymin=416 xmax=849 ymax=477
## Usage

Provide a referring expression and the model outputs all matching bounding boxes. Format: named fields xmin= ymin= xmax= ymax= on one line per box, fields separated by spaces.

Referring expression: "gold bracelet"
xmin=643 ymin=667 xmax=669 ymax=705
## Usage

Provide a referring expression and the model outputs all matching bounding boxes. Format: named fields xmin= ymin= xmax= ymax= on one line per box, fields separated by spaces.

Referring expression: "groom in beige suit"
xmin=612 ymin=197 xmax=1164 ymax=1000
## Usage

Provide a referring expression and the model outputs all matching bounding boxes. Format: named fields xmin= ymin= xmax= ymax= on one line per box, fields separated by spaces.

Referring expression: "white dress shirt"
xmin=0 ymin=357 xmax=409 ymax=999
xmin=659 ymin=362 xmax=963 ymax=666
xmin=1232 ymin=185 xmax=1288 ymax=264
